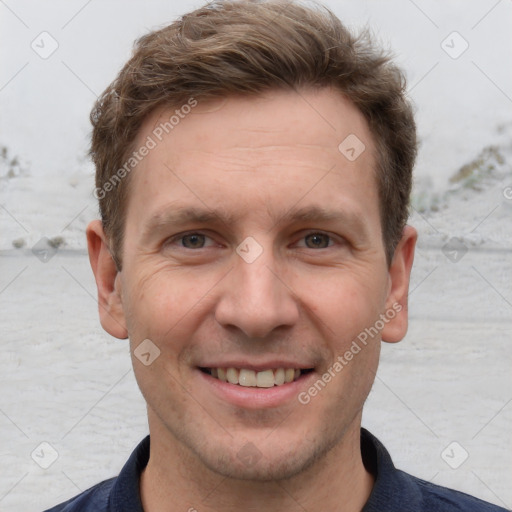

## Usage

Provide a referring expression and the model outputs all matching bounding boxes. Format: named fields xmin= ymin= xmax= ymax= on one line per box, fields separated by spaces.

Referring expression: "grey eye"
xmin=304 ymin=233 xmax=330 ymax=248
xmin=181 ymin=234 xmax=206 ymax=248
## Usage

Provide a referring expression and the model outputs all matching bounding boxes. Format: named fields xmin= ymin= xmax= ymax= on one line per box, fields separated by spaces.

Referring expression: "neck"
xmin=140 ymin=413 xmax=374 ymax=512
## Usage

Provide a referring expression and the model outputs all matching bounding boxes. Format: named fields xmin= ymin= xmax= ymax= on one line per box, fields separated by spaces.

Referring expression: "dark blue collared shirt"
xmin=44 ymin=429 xmax=509 ymax=511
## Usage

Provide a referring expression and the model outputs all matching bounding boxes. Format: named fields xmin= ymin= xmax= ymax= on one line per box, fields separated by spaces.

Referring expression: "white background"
xmin=1 ymin=0 xmax=511 ymax=510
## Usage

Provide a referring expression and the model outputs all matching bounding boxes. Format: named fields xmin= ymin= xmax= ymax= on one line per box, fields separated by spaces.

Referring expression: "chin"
xmin=194 ymin=433 xmax=335 ymax=482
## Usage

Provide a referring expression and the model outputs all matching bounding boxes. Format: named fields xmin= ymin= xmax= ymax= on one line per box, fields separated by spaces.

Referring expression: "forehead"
xmin=142 ymin=88 xmax=373 ymax=160
xmin=126 ymin=87 xmax=379 ymax=229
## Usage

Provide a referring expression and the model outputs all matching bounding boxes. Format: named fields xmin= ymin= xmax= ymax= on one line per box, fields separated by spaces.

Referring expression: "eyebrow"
xmin=140 ymin=206 xmax=236 ymax=241
xmin=141 ymin=204 xmax=368 ymax=241
xmin=278 ymin=205 xmax=362 ymax=226
xmin=275 ymin=205 xmax=369 ymax=239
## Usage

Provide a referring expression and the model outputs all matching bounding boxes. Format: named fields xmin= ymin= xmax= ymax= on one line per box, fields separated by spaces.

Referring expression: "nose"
xmin=214 ymin=248 xmax=300 ymax=339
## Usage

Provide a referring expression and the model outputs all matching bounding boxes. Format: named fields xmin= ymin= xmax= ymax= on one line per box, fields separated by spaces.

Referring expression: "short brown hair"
xmin=90 ymin=0 xmax=416 ymax=270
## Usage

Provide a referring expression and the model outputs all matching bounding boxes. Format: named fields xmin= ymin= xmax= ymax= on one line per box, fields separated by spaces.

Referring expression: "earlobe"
xmin=381 ymin=225 xmax=417 ymax=344
xmin=86 ymin=220 xmax=128 ymax=339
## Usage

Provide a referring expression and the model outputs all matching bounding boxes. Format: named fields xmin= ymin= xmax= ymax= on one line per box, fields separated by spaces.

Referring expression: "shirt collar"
xmin=361 ymin=428 xmax=421 ymax=511
xmin=110 ymin=435 xmax=150 ymax=512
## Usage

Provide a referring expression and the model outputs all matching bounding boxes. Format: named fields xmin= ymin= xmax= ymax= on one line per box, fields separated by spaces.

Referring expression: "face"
xmin=88 ymin=87 xmax=416 ymax=481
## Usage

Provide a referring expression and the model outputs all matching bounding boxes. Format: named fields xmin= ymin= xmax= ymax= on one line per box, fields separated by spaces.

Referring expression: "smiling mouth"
xmin=199 ymin=367 xmax=314 ymax=388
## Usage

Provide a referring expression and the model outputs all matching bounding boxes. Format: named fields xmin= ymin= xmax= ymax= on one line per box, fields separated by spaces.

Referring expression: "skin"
xmin=87 ymin=86 xmax=416 ymax=512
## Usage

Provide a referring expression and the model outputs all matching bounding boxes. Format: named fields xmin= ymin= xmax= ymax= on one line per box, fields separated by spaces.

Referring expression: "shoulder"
xmin=42 ymin=477 xmax=115 ymax=512
xmin=407 ymin=472 xmax=509 ymax=512
xmin=41 ymin=435 xmax=150 ymax=512
xmin=361 ymin=429 xmax=509 ymax=512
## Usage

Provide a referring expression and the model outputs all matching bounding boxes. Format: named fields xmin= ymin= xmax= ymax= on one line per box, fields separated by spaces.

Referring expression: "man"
xmin=45 ymin=0 xmax=508 ymax=510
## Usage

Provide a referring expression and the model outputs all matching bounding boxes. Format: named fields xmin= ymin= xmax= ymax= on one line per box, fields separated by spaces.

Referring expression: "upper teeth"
xmin=210 ymin=368 xmax=301 ymax=387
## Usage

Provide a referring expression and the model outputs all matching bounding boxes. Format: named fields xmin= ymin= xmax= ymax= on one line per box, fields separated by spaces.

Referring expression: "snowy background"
xmin=1 ymin=0 xmax=511 ymax=510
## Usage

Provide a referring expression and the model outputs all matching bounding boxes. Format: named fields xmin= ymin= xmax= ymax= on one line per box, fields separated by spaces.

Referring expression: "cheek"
xmin=122 ymin=265 xmax=220 ymax=345
xmin=295 ymin=268 xmax=388 ymax=345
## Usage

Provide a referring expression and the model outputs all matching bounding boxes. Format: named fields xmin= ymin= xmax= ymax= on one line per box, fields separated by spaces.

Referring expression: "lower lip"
xmin=197 ymin=369 xmax=315 ymax=409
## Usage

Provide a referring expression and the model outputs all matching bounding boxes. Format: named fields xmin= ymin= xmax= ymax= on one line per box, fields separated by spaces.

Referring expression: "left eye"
xmin=303 ymin=233 xmax=332 ymax=249
xmin=180 ymin=233 xmax=207 ymax=248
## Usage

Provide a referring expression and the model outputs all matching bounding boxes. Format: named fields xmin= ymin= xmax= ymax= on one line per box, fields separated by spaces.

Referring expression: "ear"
xmin=86 ymin=220 xmax=128 ymax=339
xmin=381 ymin=225 xmax=417 ymax=343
